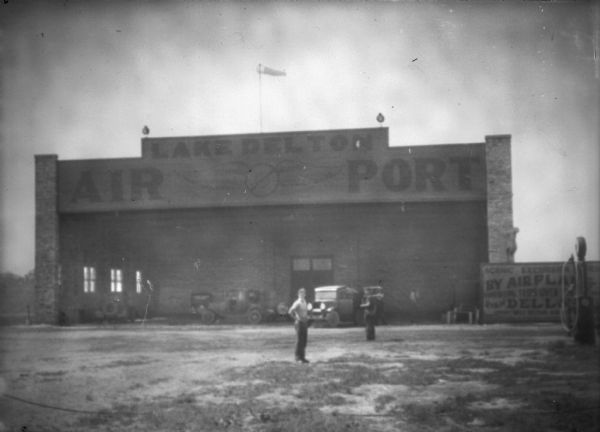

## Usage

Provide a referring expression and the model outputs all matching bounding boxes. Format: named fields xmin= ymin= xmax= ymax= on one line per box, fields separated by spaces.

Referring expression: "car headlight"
xmin=320 ymin=303 xmax=326 ymax=310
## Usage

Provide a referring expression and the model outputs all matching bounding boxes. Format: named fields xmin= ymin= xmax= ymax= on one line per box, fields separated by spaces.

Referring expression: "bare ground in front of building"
xmin=0 ymin=322 xmax=598 ymax=432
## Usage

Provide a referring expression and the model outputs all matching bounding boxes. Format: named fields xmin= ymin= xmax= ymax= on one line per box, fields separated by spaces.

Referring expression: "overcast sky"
xmin=1 ymin=1 xmax=598 ymax=276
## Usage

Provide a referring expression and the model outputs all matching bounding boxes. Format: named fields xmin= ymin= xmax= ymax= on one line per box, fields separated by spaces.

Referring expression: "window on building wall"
xmin=110 ymin=268 xmax=123 ymax=293
xmin=135 ymin=270 xmax=143 ymax=294
xmin=83 ymin=266 xmax=96 ymax=293
xmin=292 ymin=258 xmax=311 ymax=271
xmin=292 ymin=257 xmax=333 ymax=271
xmin=312 ymin=258 xmax=333 ymax=271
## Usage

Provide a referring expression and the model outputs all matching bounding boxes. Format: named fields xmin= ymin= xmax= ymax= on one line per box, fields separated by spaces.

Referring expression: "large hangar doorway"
xmin=290 ymin=256 xmax=334 ymax=302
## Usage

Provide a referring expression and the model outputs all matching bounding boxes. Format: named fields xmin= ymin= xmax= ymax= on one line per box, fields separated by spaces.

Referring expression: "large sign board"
xmin=58 ymin=127 xmax=486 ymax=213
xmin=481 ymin=262 xmax=600 ymax=323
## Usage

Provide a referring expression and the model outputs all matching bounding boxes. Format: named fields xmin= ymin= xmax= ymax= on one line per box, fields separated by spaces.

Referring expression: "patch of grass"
xmin=207 ymin=381 xmax=272 ymax=399
xmin=97 ymin=357 xmax=155 ymax=368
xmin=77 ymin=342 xmax=600 ymax=432
xmin=548 ymin=339 xmax=567 ymax=351
xmin=323 ymin=394 xmax=348 ymax=406
xmin=222 ymin=352 xmax=598 ymax=421
xmin=87 ymin=336 xmax=139 ymax=352
xmin=469 ymin=392 xmax=600 ymax=432
xmin=322 ymin=364 xmax=388 ymax=388
xmin=147 ymin=377 xmax=170 ymax=385
xmin=402 ymin=394 xmax=478 ymax=425
xmin=546 ymin=339 xmax=600 ymax=362
xmin=128 ymin=382 xmax=145 ymax=390
xmin=226 ymin=360 xmax=303 ymax=384
xmin=173 ymin=392 xmax=197 ymax=404
xmin=80 ymin=403 xmax=137 ymax=429
xmin=75 ymin=399 xmax=375 ymax=432
xmin=36 ymin=370 xmax=68 ymax=381
xmin=36 ymin=370 xmax=67 ymax=377
xmin=191 ymin=378 xmax=213 ymax=386
xmin=532 ymin=393 xmax=598 ymax=432
xmin=258 ymin=406 xmax=368 ymax=432
xmin=374 ymin=394 xmax=396 ymax=413
xmin=399 ymin=386 xmax=600 ymax=432
xmin=323 ymin=353 xmax=379 ymax=364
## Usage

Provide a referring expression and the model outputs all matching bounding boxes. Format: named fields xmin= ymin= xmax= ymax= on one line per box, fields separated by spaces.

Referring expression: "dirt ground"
xmin=0 ymin=322 xmax=598 ymax=432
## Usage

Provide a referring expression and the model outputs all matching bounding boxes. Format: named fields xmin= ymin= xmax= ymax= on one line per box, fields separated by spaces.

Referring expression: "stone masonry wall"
xmin=35 ymin=155 xmax=59 ymax=324
xmin=485 ymin=135 xmax=514 ymax=263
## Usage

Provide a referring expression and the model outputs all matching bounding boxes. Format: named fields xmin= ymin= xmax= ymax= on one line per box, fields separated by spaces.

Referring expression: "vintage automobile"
xmin=307 ymin=285 xmax=363 ymax=327
xmin=83 ymin=293 xmax=140 ymax=323
xmin=191 ymin=289 xmax=285 ymax=325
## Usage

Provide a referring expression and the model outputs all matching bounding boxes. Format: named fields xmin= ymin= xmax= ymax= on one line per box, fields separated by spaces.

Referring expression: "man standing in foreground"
xmin=288 ymin=287 xmax=310 ymax=363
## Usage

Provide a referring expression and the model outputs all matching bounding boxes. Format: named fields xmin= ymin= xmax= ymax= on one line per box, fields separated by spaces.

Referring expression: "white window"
xmin=312 ymin=258 xmax=332 ymax=271
xmin=292 ymin=258 xmax=310 ymax=271
xmin=292 ymin=257 xmax=333 ymax=271
xmin=110 ymin=268 xmax=123 ymax=293
xmin=83 ymin=266 xmax=96 ymax=293
xmin=135 ymin=270 xmax=143 ymax=294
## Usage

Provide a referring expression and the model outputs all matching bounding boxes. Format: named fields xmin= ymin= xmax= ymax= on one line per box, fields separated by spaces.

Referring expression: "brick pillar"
xmin=485 ymin=135 xmax=515 ymax=263
xmin=35 ymin=155 xmax=59 ymax=324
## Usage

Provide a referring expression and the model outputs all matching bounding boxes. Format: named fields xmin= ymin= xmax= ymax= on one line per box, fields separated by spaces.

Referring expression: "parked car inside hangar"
xmin=191 ymin=289 xmax=286 ymax=324
xmin=307 ymin=285 xmax=363 ymax=327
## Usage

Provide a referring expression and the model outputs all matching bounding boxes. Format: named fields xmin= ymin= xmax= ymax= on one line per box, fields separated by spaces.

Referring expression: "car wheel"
xmin=326 ymin=310 xmax=340 ymax=327
xmin=200 ymin=309 xmax=216 ymax=325
xmin=247 ymin=308 xmax=262 ymax=324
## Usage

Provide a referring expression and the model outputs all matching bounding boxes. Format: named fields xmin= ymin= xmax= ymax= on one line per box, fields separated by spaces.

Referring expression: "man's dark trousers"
xmin=365 ymin=315 xmax=376 ymax=340
xmin=295 ymin=320 xmax=308 ymax=361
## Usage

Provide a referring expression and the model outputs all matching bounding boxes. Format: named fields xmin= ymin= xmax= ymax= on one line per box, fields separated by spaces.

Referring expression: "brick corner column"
xmin=35 ymin=154 xmax=59 ymax=324
xmin=485 ymin=135 xmax=515 ymax=263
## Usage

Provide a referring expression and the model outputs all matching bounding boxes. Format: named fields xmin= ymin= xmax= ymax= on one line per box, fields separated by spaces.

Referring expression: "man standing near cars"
xmin=361 ymin=294 xmax=378 ymax=341
xmin=288 ymin=287 xmax=310 ymax=363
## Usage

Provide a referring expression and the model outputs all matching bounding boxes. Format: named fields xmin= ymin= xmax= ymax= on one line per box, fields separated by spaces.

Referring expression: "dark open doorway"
xmin=290 ymin=256 xmax=334 ymax=302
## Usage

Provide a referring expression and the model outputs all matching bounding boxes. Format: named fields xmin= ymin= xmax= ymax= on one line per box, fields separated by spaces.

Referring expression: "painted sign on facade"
xmin=481 ymin=262 xmax=600 ymax=323
xmin=58 ymin=127 xmax=487 ymax=213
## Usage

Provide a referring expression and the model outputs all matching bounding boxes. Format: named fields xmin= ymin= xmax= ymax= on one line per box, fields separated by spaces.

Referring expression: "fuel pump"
xmin=560 ymin=237 xmax=595 ymax=345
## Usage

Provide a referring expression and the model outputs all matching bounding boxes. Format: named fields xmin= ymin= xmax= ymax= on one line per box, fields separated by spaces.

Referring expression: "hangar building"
xmin=34 ymin=127 xmax=514 ymax=324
